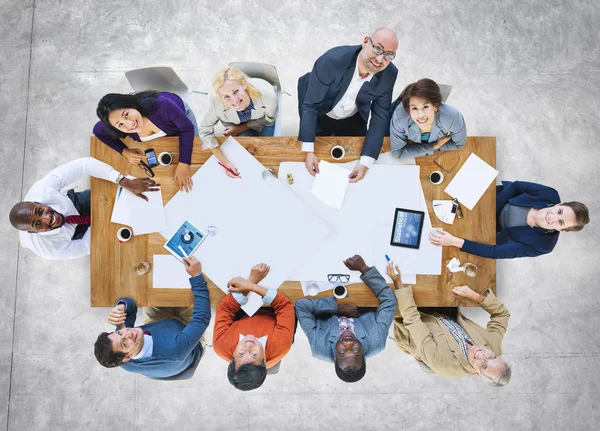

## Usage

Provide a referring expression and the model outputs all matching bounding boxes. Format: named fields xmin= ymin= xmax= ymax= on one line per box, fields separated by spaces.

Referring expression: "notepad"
xmin=111 ymin=180 xmax=166 ymax=235
xmin=444 ymin=153 xmax=499 ymax=210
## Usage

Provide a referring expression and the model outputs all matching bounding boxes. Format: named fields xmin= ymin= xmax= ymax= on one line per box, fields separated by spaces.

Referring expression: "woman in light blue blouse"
xmin=390 ymin=78 xmax=466 ymax=158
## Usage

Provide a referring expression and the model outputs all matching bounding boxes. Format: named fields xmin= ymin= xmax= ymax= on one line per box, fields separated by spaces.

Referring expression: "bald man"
xmin=9 ymin=157 xmax=157 ymax=260
xmin=298 ymin=28 xmax=399 ymax=183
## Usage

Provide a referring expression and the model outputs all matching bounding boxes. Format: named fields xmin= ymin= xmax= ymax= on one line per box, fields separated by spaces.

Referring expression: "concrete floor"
xmin=1 ymin=0 xmax=599 ymax=430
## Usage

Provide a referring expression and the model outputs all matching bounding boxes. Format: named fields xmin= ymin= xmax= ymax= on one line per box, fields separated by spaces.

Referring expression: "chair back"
xmin=438 ymin=84 xmax=453 ymax=103
xmin=125 ymin=67 xmax=191 ymax=104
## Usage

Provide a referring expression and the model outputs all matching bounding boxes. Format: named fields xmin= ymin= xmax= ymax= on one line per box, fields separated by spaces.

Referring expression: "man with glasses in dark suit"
xmin=297 ymin=28 xmax=398 ymax=183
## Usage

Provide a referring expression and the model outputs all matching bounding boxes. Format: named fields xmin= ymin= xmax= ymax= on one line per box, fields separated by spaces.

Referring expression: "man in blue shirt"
xmin=93 ymin=256 xmax=210 ymax=379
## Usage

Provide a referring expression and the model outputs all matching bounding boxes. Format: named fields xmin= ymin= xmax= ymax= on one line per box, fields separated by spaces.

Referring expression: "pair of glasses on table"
xmin=327 ymin=274 xmax=350 ymax=283
xmin=433 ymin=152 xmax=461 ymax=173
xmin=138 ymin=160 xmax=155 ymax=178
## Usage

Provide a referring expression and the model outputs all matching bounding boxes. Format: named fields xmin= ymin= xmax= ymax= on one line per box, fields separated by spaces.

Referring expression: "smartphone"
xmin=145 ymin=148 xmax=159 ymax=168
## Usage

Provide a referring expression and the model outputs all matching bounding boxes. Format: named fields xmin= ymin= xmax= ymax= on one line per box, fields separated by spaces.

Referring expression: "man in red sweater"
xmin=213 ymin=263 xmax=296 ymax=391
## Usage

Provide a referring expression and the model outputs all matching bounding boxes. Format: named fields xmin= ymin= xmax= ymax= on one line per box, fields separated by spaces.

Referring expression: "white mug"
xmin=158 ymin=152 xmax=173 ymax=167
xmin=333 ymin=284 xmax=348 ymax=299
xmin=117 ymin=227 xmax=132 ymax=242
xmin=330 ymin=145 xmax=346 ymax=160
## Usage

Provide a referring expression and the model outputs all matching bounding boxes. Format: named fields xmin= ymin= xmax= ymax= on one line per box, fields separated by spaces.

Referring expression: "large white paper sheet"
xmin=444 ymin=153 xmax=499 ymax=210
xmin=153 ymin=255 xmax=191 ymax=288
xmin=111 ymin=185 xmax=166 ymax=235
xmin=278 ymin=162 xmax=436 ymax=283
xmin=162 ymin=137 xmax=330 ymax=316
xmin=311 ymin=160 xmax=349 ymax=209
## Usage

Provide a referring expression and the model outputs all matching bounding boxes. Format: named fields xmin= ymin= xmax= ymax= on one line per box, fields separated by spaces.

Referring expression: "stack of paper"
xmin=445 ymin=153 xmax=499 ymax=210
xmin=111 ymin=182 xmax=166 ymax=235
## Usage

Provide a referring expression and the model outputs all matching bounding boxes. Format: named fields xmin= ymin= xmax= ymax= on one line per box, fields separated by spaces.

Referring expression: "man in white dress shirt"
xmin=9 ymin=157 xmax=158 ymax=260
xmin=297 ymin=28 xmax=399 ymax=182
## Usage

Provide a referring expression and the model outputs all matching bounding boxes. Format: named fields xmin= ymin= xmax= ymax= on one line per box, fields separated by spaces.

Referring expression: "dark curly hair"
xmin=334 ymin=355 xmax=366 ymax=383
xmin=94 ymin=332 xmax=127 ymax=368
xmin=227 ymin=359 xmax=267 ymax=391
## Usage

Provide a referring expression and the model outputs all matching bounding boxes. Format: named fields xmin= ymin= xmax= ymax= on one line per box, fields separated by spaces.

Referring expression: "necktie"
xmin=144 ymin=331 xmax=151 ymax=336
xmin=64 ymin=215 xmax=91 ymax=226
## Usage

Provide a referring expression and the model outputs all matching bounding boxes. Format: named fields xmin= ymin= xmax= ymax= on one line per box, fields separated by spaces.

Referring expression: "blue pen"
xmin=385 ymin=254 xmax=399 ymax=276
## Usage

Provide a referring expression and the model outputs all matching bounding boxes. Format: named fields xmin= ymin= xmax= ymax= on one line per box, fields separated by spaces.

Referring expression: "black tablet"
xmin=390 ymin=208 xmax=425 ymax=249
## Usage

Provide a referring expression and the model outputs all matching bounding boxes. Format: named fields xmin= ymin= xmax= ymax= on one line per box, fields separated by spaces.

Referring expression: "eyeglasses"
xmin=138 ymin=160 xmax=155 ymax=178
xmin=327 ymin=274 xmax=350 ymax=283
xmin=369 ymin=38 xmax=396 ymax=61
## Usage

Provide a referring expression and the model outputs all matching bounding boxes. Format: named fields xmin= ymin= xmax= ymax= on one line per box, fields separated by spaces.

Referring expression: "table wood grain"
xmin=91 ymin=136 xmax=495 ymax=308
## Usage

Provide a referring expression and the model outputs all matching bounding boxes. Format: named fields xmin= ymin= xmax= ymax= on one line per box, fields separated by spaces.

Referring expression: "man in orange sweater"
xmin=213 ymin=263 xmax=296 ymax=391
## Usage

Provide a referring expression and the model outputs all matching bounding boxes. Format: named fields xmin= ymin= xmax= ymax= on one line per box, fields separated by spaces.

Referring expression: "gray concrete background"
xmin=1 ymin=0 xmax=599 ymax=430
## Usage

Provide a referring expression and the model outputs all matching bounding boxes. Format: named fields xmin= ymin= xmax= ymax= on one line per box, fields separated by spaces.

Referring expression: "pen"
xmin=218 ymin=162 xmax=241 ymax=178
xmin=178 ymin=245 xmax=188 ymax=258
xmin=385 ymin=254 xmax=399 ymax=276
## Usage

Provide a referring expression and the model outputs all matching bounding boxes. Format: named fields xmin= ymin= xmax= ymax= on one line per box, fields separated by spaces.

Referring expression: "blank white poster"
xmin=153 ymin=254 xmax=192 ymax=288
xmin=161 ymin=137 xmax=330 ymax=316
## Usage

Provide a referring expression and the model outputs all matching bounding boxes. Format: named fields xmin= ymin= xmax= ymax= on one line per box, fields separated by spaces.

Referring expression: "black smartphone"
xmin=145 ymin=148 xmax=159 ymax=168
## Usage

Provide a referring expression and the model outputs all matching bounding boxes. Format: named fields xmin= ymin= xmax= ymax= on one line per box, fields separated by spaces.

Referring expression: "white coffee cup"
xmin=117 ymin=227 xmax=132 ymax=242
xmin=330 ymin=145 xmax=346 ymax=160
xmin=429 ymin=170 xmax=444 ymax=185
xmin=158 ymin=152 xmax=173 ymax=167
xmin=333 ymin=284 xmax=348 ymax=299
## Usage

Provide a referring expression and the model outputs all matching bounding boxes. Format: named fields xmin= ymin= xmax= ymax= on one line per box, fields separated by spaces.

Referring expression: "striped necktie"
xmin=64 ymin=215 xmax=91 ymax=226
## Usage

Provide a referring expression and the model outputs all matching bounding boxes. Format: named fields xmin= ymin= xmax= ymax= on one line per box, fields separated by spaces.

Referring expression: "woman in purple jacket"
xmin=94 ymin=91 xmax=198 ymax=192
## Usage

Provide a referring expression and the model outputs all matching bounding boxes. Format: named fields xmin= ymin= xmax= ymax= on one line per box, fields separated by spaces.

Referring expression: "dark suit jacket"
xmin=461 ymin=181 xmax=561 ymax=259
xmin=297 ymin=45 xmax=398 ymax=159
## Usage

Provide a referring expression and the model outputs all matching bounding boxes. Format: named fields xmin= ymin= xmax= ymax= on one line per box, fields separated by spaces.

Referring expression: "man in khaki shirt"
xmin=386 ymin=261 xmax=511 ymax=386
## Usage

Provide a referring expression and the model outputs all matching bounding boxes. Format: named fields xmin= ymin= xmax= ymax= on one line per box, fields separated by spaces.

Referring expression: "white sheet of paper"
xmin=311 ymin=160 xmax=350 ymax=209
xmin=162 ymin=137 xmax=330 ymax=316
xmin=279 ymin=163 xmax=435 ymax=282
xmin=152 ymin=255 xmax=191 ymax=288
xmin=111 ymin=183 xmax=166 ymax=235
xmin=444 ymin=153 xmax=499 ymax=210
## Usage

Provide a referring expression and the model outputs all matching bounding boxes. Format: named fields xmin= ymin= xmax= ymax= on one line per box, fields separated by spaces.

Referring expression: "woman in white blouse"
xmin=199 ymin=67 xmax=278 ymax=177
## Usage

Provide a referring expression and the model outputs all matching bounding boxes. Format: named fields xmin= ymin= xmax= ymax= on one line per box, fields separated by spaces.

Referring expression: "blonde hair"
xmin=212 ymin=67 xmax=262 ymax=106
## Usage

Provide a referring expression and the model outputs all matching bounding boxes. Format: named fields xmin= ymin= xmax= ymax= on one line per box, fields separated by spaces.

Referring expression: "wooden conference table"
xmin=90 ymin=136 xmax=496 ymax=308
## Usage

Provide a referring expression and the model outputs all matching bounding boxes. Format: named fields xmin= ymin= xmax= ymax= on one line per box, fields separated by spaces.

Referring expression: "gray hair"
xmin=482 ymin=361 xmax=512 ymax=387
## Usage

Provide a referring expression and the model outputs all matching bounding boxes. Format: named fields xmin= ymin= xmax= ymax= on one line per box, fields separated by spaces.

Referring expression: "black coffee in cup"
xmin=121 ymin=229 xmax=131 ymax=239
xmin=160 ymin=153 xmax=172 ymax=165
xmin=334 ymin=285 xmax=346 ymax=296
xmin=331 ymin=147 xmax=344 ymax=159
xmin=430 ymin=172 xmax=441 ymax=183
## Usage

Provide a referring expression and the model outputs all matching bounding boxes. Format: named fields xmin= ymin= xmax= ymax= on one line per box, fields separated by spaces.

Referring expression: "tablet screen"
xmin=390 ymin=208 xmax=425 ymax=249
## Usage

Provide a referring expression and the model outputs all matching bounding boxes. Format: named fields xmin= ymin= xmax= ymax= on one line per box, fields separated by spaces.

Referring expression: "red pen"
xmin=218 ymin=162 xmax=241 ymax=178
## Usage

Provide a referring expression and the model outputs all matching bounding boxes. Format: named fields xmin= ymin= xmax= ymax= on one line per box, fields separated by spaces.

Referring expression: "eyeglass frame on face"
xmin=327 ymin=274 xmax=350 ymax=283
xmin=369 ymin=38 xmax=396 ymax=61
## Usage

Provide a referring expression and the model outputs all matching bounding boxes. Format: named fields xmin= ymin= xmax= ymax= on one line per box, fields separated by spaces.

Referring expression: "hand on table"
xmin=428 ymin=229 xmax=463 ymax=248
xmin=348 ymin=164 xmax=368 ymax=183
xmin=343 ymin=254 xmax=370 ymax=274
xmin=183 ymin=256 xmax=202 ymax=276
xmin=222 ymin=162 xmax=241 ymax=179
xmin=451 ymin=285 xmax=485 ymax=304
xmin=122 ymin=148 xmax=145 ymax=165
xmin=249 ymin=263 xmax=270 ymax=284
xmin=174 ymin=163 xmax=193 ymax=193
xmin=108 ymin=303 xmax=126 ymax=328
xmin=385 ymin=261 xmax=403 ymax=288
xmin=223 ymin=123 xmax=249 ymax=136
xmin=337 ymin=304 xmax=360 ymax=318
xmin=119 ymin=177 xmax=160 ymax=201
xmin=433 ymin=135 xmax=451 ymax=150
xmin=305 ymin=152 xmax=320 ymax=176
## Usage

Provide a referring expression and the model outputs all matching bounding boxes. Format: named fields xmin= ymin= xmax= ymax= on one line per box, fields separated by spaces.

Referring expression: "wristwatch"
xmin=116 ymin=173 xmax=125 ymax=184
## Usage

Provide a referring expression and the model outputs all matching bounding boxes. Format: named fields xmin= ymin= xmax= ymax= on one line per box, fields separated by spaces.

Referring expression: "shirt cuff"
xmin=359 ymin=156 xmax=375 ymax=167
xmin=301 ymin=142 xmax=315 ymax=152
xmin=262 ymin=288 xmax=278 ymax=305
xmin=116 ymin=299 xmax=127 ymax=312
xmin=107 ymin=169 xmax=121 ymax=183
xmin=232 ymin=292 xmax=248 ymax=306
